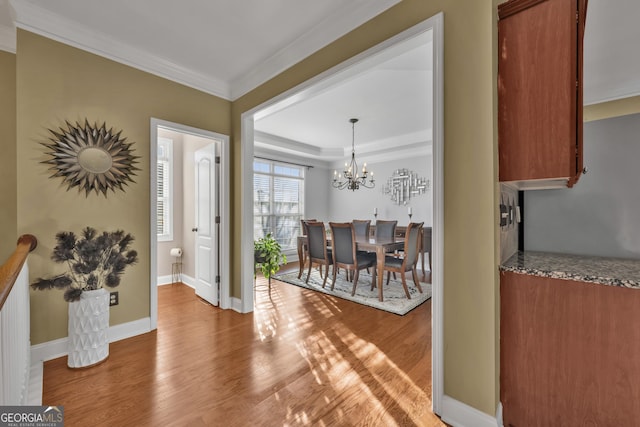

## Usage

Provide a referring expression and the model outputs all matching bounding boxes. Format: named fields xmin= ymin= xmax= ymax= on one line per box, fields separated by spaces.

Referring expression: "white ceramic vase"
xmin=67 ymin=288 xmax=109 ymax=368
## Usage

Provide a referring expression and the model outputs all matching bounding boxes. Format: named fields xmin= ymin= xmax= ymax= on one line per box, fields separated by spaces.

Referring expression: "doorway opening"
xmin=239 ymin=13 xmax=444 ymax=413
xmin=149 ymin=118 xmax=231 ymax=330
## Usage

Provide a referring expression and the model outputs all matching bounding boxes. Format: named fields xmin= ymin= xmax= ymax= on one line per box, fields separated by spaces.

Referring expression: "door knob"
xmin=192 ymin=227 xmax=198 ymax=232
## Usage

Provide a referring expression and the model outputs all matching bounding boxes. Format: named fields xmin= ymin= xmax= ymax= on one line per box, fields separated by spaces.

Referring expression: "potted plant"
xmin=31 ymin=227 xmax=138 ymax=368
xmin=254 ymin=233 xmax=287 ymax=285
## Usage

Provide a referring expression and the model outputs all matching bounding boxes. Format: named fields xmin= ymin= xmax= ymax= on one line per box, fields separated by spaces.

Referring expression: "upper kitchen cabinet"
xmin=498 ymin=0 xmax=588 ymax=190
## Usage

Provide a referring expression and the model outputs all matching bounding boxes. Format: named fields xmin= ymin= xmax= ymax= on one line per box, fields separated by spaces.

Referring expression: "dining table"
xmin=296 ymin=234 xmax=405 ymax=302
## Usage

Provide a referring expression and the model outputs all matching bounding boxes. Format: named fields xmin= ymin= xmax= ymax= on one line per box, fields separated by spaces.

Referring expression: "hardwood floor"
xmin=42 ymin=269 xmax=445 ymax=426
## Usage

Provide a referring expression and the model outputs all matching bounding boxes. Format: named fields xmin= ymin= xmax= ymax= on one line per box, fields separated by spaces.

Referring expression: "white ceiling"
xmin=254 ymin=30 xmax=433 ymax=164
xmin=1 ymin=0 xmax=400 ymax=99
xmin=0 ymin=0 xmax=639 ymax=160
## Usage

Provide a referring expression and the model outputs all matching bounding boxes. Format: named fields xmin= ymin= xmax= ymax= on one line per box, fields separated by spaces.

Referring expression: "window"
xmin=253 ymin=159 xmax=305 ymax=252
xmin=157 ymin=137 xmax=173 ymax=241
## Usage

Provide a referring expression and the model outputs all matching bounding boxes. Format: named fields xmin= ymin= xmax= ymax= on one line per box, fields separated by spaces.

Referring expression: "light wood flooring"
xmin=42 ymin=268 xmax=444 ymax=426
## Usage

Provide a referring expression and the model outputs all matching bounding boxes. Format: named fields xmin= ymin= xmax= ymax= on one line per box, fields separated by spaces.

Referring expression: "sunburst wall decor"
xmin=41 ymin=120 xmax=140 ymax=197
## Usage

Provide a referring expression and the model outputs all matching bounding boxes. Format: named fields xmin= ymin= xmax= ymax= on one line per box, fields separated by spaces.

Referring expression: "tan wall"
xmin=232 ymin=0 xmax=498 ymax=415
xmin=0 ymin=50 xmax=17 ymax=262
xmin=17 ymin=30 xmax=230 ymax=345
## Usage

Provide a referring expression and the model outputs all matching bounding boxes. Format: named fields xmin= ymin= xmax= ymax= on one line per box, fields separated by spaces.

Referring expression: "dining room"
xmin=253 ymin=142 xmax=433 ymax=278
xmin=253 ymin=26 xmax=432 ymax=263
xmin=254 ymin=148 xmax=433 ymax=315
xmin=250 ymin=25 xmax=434 ymax=315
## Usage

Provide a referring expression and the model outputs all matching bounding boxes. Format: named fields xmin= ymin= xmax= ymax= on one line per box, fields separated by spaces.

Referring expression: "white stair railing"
xmin=0 ymin=263 xmax=30 ymax=404
xmin=0 ymin=235 xmax=37 ymax=405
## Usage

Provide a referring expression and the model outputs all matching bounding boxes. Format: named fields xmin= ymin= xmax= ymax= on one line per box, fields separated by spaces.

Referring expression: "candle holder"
xmin=408 ymin=213 xmax=413 ymax=221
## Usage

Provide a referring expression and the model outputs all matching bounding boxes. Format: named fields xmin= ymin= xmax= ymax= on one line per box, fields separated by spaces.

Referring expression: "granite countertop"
xmin=500 ymin=251 xmax=640 ymax=289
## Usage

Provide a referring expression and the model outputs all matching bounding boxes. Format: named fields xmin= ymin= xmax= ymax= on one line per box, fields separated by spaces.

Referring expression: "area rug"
xmin=274 ymin=269 xmax=431 ymax=315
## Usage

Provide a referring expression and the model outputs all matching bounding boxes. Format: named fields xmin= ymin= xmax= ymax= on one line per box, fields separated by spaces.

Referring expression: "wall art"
xmin=383 ymin=168 xmax=430 ymax=205
xmin=41 ymin=120 xmax=140 ymax=196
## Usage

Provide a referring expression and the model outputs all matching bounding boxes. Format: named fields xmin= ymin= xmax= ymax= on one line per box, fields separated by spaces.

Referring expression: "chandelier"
xmin=332 ymin=118 xmax=375 ymax=191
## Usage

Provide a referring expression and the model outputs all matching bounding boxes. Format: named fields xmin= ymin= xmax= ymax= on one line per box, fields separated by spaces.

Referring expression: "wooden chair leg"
xmin=411 ymin=267 xmax=423 ymax=293
xmin=298 ymin=247 xmax=308 ymax=279
xmin=400 ymin=274 xmax=411 ymax=299
xmin=330 ymin=265 xmax=337 ymax=290
xmin=306 ymin=261 xmax=313 ymax=284
xmin=322 ymin=264 xmax=329 ymax=288
xmin=351 ymin=269 xmax=360 ymax=296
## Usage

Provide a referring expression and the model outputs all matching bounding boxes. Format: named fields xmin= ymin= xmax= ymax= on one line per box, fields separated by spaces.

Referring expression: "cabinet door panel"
xmin=498 ymin=0 xmax=579 ymax=184
xmin=500 ymin=271 xmax=640 ymax=426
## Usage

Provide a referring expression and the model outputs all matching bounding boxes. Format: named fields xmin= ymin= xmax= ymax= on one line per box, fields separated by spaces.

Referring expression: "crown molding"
xmin=0 ymin=24 xmax=15 ymax=53
xmin=254 ymin=130 xmax=344 ymax=159
xmin=253 ymin=146 xmax=331 ymax=169
xmin=329 ymin=141 xmax=431 ymax=169
xmin=229 ymin=0 xmax=401 ymax=100
xmin=254 ymin=130 xmax=431 ymax=168
xmin=10 ymin=0 xmax=230 ymax=99
xmin=9 ymin=0 xmax=400 ymax=101
xmin=353 ymin=129 xmax=433 ymax=156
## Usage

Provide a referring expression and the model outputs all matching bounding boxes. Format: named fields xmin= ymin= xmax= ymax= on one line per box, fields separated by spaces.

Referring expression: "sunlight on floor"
xmin=253 ymin=276 xmax=431 ymax=426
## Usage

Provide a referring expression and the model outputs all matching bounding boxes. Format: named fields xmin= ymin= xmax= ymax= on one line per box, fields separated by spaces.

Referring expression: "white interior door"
xmin=194 ymin=144 xmax=219 ymax=305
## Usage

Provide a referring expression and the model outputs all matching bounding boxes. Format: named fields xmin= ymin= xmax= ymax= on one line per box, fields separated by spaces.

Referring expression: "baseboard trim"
xmin=181 ymin=274 xmax=196 ymax=289
xmin=31 ymin=317 xmax=152 ymax=363
xmin=440 ymin=395 xmax=498 ymax=427
xmin=157 ymin=274 xmax=173 ymax=285
xmin=157 ymin=274 xmax=196 ymax=288
xmin=231 ymin=297 xmax=243 ymax=313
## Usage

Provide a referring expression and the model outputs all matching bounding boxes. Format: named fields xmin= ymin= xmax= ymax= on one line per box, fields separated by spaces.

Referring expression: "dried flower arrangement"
xmin=31 ymin=227 xmax=138 ymax=302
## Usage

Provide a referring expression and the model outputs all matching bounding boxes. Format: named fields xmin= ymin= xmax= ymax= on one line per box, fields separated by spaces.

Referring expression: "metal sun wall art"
xmin=41 ymin=120 xmax=140 ymax=197
xmin=383 ymin=168 xmax=430 ymax=205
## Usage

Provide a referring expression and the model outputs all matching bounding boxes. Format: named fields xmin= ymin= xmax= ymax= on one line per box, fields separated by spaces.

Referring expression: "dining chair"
xmin=352 ymin=219 xmax=372 ymax=277
xmin=305 ymin=221 xmax=332 ymax=287
xmin=420 ymin=226 xmax=432 ymax=279
xmin=379 ymin=222 xmax=424 ymax=299
xmin=374 ymin=220 xmax=397 ymax=240
xmin=352 ymin=219 xmax=371 ymax=240
xmin=375 ymin=219 xmax=399 ymax=278
xmin=298 ymin=218 xmax=316 ymax=278
xmin=329 ymin=222 xmax=376 ymax=295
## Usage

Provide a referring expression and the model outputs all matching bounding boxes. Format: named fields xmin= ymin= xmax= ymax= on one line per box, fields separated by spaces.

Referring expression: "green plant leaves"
xmin=254 ymin=233 xmax=287 ymax=279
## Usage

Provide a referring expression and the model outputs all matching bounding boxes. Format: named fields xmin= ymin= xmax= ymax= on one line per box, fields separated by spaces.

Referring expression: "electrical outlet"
xmin=110 ymin=291 xmax=119 ymax=306
xmin=499 ymin=203 xmax=508 ymax=227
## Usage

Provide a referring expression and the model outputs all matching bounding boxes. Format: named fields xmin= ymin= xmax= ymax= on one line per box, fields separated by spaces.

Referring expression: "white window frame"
xmin=253 ymin=158 xmax=305 ymax=255
xmin=157 ymin=137 xmax=173 ymax=242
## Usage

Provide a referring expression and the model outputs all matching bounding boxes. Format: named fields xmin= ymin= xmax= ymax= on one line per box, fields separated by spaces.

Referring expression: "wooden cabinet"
xmin=500 ymin=271 xmax=640 ymax=426
xmin=498 ymin=0 xmax=588 ymax=190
